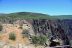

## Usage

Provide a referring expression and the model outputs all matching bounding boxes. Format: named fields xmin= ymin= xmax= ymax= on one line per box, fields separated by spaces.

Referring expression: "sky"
xmin=0 ymin=0 xmax=72 ymax=15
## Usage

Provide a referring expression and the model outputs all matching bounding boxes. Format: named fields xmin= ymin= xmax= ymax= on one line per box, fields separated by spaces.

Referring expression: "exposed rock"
xmin=0 ymin=19 xmax=72 ymax=47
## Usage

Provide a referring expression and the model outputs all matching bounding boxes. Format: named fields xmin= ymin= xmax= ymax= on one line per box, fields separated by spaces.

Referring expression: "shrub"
xmin=9 ymin=32 xmax=16 ymax=40
xmin=31 ymin=36 xmax=39 ymax=44
xmin=19 ymin=26 xmax=23 ymax=29
xmin=0 ymin=24 xmax=3 ymax=31
xmin=39 ymin=35 xmax=47 ymax=45
xmin=31 ymin=35 xmax=47 ymax=45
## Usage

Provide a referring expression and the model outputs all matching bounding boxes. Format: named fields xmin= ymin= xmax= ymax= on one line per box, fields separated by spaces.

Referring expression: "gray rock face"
xmin=0 ymin=19 xmax=72 ymax=47
xmin=32 ymin=19 xmax=72 ymax=45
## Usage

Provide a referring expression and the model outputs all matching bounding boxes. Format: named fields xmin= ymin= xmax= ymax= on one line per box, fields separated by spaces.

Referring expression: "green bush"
xmin=0 ymin=24 xmax=3 ymax=31
xmin=39 ymin=35 xmax=47 ymax=45
xmin=31 ymin=35 xmax=47 ymax=45
xmin=9 ymin=32 xmax=16 ymax=40
xmin=31 ymin=36 xmax=39 ymax=44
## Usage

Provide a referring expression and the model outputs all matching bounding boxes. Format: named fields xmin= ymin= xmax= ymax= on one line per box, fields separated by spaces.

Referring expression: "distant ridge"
xmin=0 ymin=12 xmax=72 ymax=19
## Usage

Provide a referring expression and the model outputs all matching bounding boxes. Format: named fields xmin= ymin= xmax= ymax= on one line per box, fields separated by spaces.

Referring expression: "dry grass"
xmin=0 ymin=24 xmax=30 ymax=46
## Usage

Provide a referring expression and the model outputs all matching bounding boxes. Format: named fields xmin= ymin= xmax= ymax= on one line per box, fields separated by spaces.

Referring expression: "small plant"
xmin=19 ymin=24 xmax=23 ymax=29
xmin=19 ymin=26 xmax=23 ymax=29
xmin=9 ymin=32 xmax=16 ymax=40
xmin=0 ymin=24 xmax=3 ymax=31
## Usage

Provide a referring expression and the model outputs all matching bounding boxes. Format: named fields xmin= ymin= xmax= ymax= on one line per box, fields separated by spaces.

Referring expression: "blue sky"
xmin=0 ymin=0 xmax=72 ymax=15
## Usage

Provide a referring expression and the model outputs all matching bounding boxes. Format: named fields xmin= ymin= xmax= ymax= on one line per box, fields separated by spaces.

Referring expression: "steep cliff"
xmin=32 ymin=19 xmax=72 ymax=45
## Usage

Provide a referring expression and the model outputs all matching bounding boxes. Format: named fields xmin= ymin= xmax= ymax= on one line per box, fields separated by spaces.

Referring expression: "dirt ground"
xmin=0 ymin=24 xmax=30 ymax=47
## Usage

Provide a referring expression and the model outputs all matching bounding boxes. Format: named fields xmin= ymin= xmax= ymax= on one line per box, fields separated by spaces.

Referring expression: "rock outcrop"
xmin=0 ymin=19 xmax=72 ymax=48
xmin=32 ymin=19 xmax=72 ymax=46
